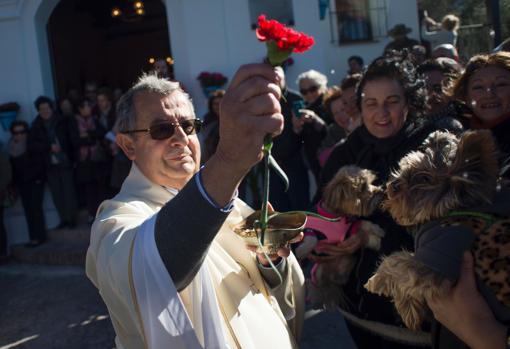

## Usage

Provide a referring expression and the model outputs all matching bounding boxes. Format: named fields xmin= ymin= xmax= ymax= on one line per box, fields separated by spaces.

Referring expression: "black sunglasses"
xmin=12 ymin=130 xmax=27 ymax=135
xmin=300 ymin=85 xmax=320 ymax=95
xmin=122 ymin=119 xmax=202 ymax=140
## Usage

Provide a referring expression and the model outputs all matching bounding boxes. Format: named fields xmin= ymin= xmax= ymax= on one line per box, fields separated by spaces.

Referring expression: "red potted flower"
xmin=197 ymin=71 xmax=228 ymax=97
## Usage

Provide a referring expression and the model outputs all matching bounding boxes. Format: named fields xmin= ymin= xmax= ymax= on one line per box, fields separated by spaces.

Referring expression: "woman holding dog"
xmin=317 ymin=53 xmax=449 ymax=348
xmin=424 ymin=51 xmax=510 ymax=349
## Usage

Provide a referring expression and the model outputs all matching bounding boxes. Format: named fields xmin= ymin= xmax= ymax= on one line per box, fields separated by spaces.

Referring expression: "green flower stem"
xmin=268 ymin=154 xmax=289 ymax=192
xmin=266 ymin=41 xmax=292 ymax=66
xmin=284 ymin=211 xmax=342 ymax=222
xmin=259 ymin=134 xmax=273 ymax=245
xmin=257 ymin=238 xmax=284 ymax=286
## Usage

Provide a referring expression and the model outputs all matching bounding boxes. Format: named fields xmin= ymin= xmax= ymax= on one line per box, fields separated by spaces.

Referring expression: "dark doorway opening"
xmin=47 ymin=0 xmax=171 ymax=99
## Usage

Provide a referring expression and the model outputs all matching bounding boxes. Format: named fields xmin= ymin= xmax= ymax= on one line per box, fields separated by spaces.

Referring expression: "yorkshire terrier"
xmin=295 ymin=165 xmax=385 ymax=309
xmin=365 ymin=130 xmax=510 ymax=330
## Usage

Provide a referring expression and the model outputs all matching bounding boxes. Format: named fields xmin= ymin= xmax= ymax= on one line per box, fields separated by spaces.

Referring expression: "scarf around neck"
xmin=354 ymin=118 xmax=427 ymax=183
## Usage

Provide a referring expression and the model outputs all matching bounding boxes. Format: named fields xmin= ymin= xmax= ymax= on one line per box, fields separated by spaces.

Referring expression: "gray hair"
xmin=296 ymin=69 xmax=328 ymax=90
xmin=115 ymin=74 xmax=194 ymax=133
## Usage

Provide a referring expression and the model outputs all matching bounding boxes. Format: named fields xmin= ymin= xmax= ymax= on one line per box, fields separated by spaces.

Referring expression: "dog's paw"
xmin=360 ymin=221 xmax=385 ymax=250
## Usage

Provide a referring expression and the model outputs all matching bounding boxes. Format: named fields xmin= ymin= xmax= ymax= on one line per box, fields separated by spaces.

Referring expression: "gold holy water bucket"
xmin=233 ymin=210 xmax=307 ymax=254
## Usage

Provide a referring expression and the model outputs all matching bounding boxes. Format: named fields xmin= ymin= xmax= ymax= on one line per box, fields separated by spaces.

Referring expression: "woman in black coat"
xmin=8 ymin=121 xmax=47 ymax=245
xmin=316 ymin=54 xmax=441 ymax=348
xmin=29 ymin=96 xmax=78 ymax=228
xmin=69 ymin=99 xmax=108 ymax=222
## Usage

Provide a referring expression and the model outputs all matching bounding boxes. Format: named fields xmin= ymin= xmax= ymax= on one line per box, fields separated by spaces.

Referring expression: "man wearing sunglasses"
xmin=86 ymin=65 xmax=305 ymax=349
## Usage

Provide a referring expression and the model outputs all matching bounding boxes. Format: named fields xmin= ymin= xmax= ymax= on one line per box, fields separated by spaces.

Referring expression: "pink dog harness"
xmin=304 ymin=202 xmax=361 ymax=285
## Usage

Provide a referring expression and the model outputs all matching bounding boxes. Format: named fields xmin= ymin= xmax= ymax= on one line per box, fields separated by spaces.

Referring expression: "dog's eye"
xmin=414 ymin=174 xmax=431 ymax=184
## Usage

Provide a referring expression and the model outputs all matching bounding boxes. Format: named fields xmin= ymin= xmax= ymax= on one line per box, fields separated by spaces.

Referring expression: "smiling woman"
xmin=450 ymin=51 xmax=510 ymax=162
xmin=316 ymin=53 xmax=451 ymax=348
xmin=359 ymin=78 xmax=408 ymax=138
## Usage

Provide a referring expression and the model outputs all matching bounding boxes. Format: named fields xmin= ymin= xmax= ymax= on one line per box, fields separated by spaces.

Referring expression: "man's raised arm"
xmin=155 ymin=64 xmax=284 ymax=291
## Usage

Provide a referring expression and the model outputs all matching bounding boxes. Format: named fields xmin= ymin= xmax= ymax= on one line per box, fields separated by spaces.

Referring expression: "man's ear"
xmin=116 ymin=133 xmax=136 ymax=160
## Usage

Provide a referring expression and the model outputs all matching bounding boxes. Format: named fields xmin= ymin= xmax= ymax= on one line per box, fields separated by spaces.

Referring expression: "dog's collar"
xmin=445 ymin=210 xmax=498 ymax=231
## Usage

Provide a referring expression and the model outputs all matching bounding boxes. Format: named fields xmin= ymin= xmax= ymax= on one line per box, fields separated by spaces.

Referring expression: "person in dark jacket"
xmin=200 ymin=90 xmax=225 ymax=163
xmin=0 ymin=146 xmax=12 ymax=263
xmin=417 ymin=57 xmax=465 ymax=132
xmin=95 ymin=87 xmax=117 ymax=132
xmin=29 ymin=96 xmax=78 ymax=229
xmin=69 ymin=99 xmax=109 ymax=223
xmin=316 ymin=54 xmax=439 ymax=348
xmin=294 ymin=69 xmax=329 ymax=184
xmin=8 ymin=121 xmax=47 ymax=246
xmin=269 ymin=72 xmax=310 ymax=212
xmin=384 ymin=24 xmax=420 ymax=54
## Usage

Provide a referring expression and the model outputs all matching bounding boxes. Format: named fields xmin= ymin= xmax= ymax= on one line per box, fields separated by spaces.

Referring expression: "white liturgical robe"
xmin=86 ymin=164 xmax=305 ymax=349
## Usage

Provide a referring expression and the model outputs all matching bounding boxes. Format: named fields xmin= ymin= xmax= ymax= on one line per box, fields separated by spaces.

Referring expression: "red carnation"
xmin=256 ymin=14 xmax=314 ymax=66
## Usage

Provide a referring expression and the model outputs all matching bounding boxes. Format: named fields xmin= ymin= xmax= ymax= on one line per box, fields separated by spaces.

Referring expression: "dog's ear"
xmin=422 ymin=131 xmax=459 ymax=158
xmin=448 ymin=130 xmax=499 ymax=205
xmin=323 ymin=167 xmax=358 ymax=213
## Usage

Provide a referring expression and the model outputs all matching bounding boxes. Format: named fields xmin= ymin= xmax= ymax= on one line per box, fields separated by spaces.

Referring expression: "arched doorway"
xmin=47 ymin=0 xmax=172 ymax=98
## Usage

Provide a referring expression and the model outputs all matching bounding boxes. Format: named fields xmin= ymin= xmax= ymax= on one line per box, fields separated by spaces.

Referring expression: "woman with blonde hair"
xmin=421 ymin=12 xmax=460 ymax=49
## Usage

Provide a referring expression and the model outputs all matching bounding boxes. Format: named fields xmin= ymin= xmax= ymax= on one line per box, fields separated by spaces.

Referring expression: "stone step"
xmin=9 ymin=209 xmax=93 ymax=266
xmin=10 ymin=240 xmax=88 ymax=266
xmin=47 ymin=224 xmax=91 ymax=243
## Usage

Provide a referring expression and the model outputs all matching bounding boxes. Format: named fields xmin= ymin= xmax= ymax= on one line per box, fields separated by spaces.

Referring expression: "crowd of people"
xmin=0 ymin=84 xmax=131 ymax=249
xmin=0 ymin=19 xmax=509 ymax=349
xmin=196 ymin=42 xmax=510 ymax=349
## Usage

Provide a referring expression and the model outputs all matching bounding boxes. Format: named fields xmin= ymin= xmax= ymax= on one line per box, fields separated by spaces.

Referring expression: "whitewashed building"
xmin=0 ymin=0 xmax=419 ymax=135
xmin=0 ymin=0 xmax=418 ymax=242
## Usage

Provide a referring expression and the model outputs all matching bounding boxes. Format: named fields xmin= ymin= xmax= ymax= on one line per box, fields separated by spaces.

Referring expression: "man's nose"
xmin=169 ymin=125 xmax=190 ymax=146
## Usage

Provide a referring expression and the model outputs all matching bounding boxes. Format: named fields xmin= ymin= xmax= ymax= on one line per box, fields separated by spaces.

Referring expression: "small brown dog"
xmin=365 ymin=130 xmax=510 ymax=330
xmin=296 ymin=165 xmax=385 ymax=308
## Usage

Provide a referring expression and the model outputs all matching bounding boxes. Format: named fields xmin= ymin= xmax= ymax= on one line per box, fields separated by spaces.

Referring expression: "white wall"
xmin=0 ymin=0 xmax=419 ymax=140
xmin=0 ymin=0 xmax=58 ymax=143
xmin=164 ymin=0 xmax=418 ymax=116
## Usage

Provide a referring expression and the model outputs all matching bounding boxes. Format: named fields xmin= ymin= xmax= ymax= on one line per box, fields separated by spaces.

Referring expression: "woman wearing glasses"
xmin=416 ymin=57 xmax=465 ymax=132
xmin=293 ymin=69 xmax=329 ymax=184
xmin=8 ymin=120 xmax=47 ymax=246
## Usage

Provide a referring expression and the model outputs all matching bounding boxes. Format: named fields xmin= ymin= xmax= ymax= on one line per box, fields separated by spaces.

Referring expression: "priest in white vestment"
xmin=86 ymin=65 xmax=305 ymax=349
